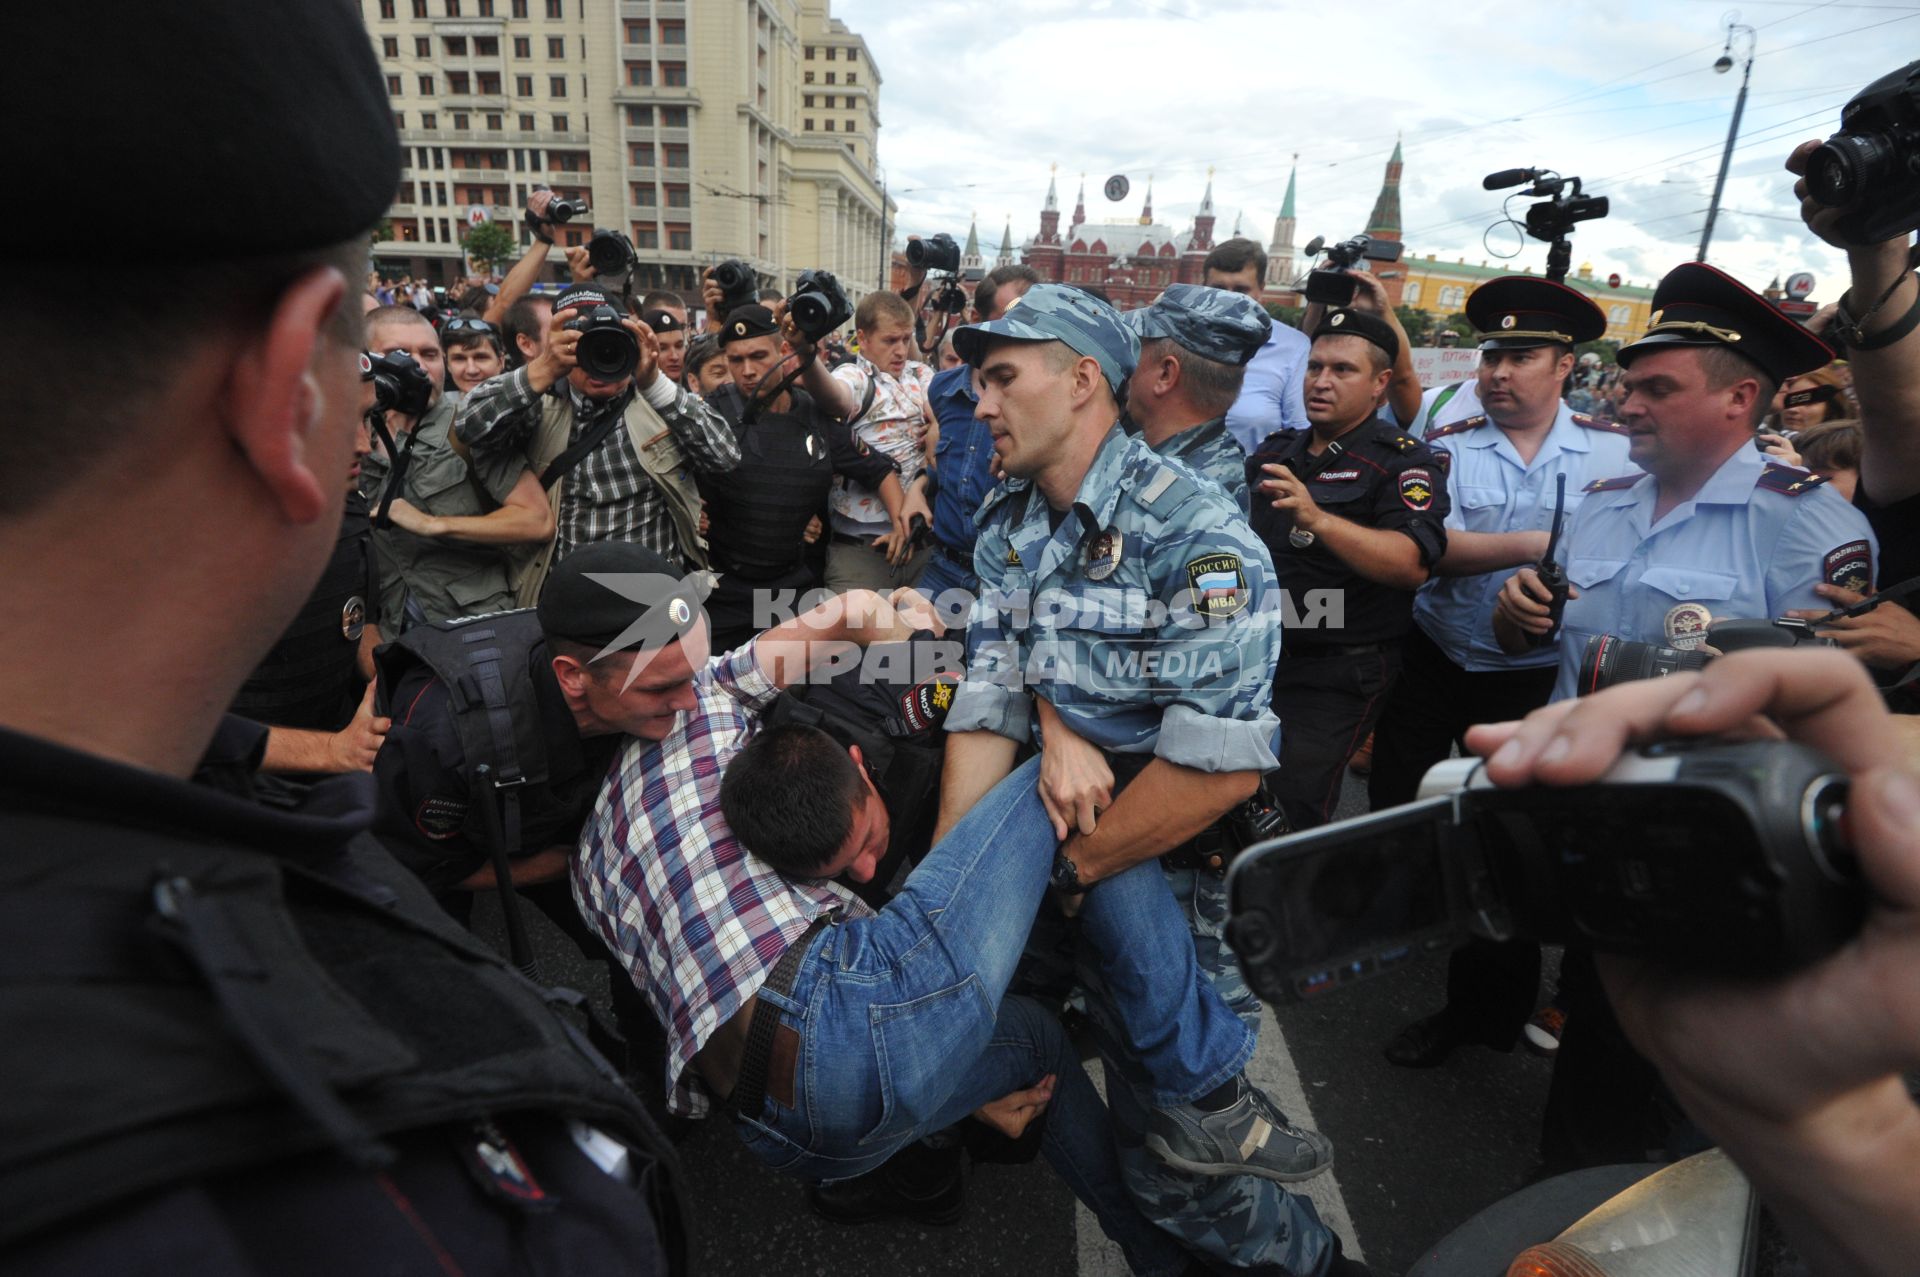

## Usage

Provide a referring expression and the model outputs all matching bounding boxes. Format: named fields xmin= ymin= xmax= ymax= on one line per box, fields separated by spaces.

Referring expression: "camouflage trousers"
xmin=1018 ymin=866 xmax=1338 ymax=1276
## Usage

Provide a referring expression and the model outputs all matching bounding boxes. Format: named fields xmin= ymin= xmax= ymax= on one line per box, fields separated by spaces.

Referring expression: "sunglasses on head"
xmin=442 ymin=317 xmax=496 ymax=335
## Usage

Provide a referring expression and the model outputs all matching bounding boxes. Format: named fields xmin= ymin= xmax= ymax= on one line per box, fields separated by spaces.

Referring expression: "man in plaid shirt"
xmin=457 ymin=283 xmax=739 ymax=567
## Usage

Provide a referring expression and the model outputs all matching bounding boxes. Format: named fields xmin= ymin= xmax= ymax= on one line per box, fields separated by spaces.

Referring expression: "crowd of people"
xmin=7 ymin=8 xmax=1920 ymax=1277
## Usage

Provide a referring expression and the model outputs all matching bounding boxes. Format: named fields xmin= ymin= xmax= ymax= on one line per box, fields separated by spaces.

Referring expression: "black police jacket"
xmin=0 ymin=717 xmax=684 ymax=1275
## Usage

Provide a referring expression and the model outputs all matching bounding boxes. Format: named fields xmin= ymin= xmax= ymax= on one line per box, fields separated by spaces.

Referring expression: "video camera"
xmin=788 ymin=268 xmax=854 ymax=345
xmin=360 ymin=349 xmax=435 ymax=419
xmin=710 ymin=259 xmax=760 ymax=321
xmin=1483 ymin=168 xmax=1609 ymax=284
xmin=907 ymin=234 xmax=969 ymax=316
xmin=1805 ymin=60 xmax=1920 ymax=243
xmin=1301 ymin=233 xmax=1404 ymax=307
xmin=525 ymin=183 xmax=587 ymax=238
xmin=564 ymin=303 xmax=640 ymax=382
xmin=1227 ymin=739 xmax=1861 ymax=1005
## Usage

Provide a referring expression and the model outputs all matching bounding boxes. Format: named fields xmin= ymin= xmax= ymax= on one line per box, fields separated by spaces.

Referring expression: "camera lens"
xmin=1579 ymin=634 xmax=1712 ymax=693
xmin=1806 ymin=133 xmax=1895 ymax=207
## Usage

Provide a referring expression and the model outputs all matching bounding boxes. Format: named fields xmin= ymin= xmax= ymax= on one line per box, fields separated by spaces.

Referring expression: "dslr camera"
xmin=710 ymin=259 xmax=760 ymax=320
xmin=564 ymin=303 xmax=640 ymax=382
xmin=360 ymin=349 xmax=435 ymax=419
xmin=1302 ymin=233 xmax=1404 ymax=306
xmin=906 ymin=233 xmax=962 ymax=274
xmin=587 ymin=229 xmax=636 ymax=280
xmin=788 ymin=269 xmax=854 ymax=345
xmin=1579 ymin=616 xmax=1835 ymax=692
xmin=1227 ymin=739 xmax=1861 ymax=1004
xmin=1805 ymin=60 xmax=1920 ymax=243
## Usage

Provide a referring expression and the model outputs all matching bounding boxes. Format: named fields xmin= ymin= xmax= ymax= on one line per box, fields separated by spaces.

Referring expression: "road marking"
xmin=1076 ymin=1008 xmax=1363 ymax=1275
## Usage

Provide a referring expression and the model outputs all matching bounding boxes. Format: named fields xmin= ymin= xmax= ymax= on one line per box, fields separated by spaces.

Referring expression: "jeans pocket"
xmin=857 ymin=975 xmax=996 ymax=1148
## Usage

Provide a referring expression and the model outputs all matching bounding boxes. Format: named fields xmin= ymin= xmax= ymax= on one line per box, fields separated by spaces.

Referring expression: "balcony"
xmin=430 ymin=17 xmax=505 ymax=35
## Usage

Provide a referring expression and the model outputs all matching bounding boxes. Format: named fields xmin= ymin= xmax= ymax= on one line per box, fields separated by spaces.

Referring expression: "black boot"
xmin=807 ymin=1139 xmax=966 ymax=1227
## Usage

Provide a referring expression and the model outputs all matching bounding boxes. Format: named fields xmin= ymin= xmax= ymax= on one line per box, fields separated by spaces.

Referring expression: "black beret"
xmin=538 ymin=542 xmax=700 ymax=650
xmin=5 ymin=1 xmax=399 ymax=261
xmin=1313 ymin=308 xmax=1400 ymax=364
xmin=1620 ymin=262 xmax=1834 ymax=381
xmin=1467 ymin=276 xmax=1607 ymax=350
xmin=642 ymin=309 xmax=685 ymax=333
xmin=721 ymin=304 xmax=781 ymax=346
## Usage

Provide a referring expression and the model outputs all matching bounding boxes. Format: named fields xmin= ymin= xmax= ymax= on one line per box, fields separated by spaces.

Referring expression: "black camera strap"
xmin=740 ymin=351 xmax=876 ymax=429
xmin=366 ymin=412 xmax=418 ymax=531
xmin=538 ymin=389 xmax=636 ymax=488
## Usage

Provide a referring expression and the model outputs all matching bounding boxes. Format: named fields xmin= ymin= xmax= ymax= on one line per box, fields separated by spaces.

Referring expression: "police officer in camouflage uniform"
xmin=943 ymin=285 xmax=1364 ymax=1277
xmin=1122 ymin=283 xmax=1269 ymax=513
xmin=362 ymin=307 xmax=556 ymax=628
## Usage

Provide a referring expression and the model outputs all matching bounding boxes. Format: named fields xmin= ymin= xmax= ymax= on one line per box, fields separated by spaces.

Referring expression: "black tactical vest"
xmin=702 ymin=383 xmax=839 ymax=578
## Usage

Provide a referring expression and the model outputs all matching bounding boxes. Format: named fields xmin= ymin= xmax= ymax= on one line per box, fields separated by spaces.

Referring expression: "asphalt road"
xmin=477 ymin=773 xmax=1564 ymax=1277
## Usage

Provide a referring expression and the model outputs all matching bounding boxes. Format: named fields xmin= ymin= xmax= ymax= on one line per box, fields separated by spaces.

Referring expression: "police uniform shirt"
xmin=946 ymin=424 xmax=1282 ymax=772
xmin=1417 ymin=377 xmax=1482 ymax=436
xmin=1150 ymin=415 xmax=1250 ymax=514
xmin=361 ymin=397 xmax=529 ymax=625
xmin=1550 ymin=444 xmax=1880 ymax=702
xmin=1415 ymin=405 xmax=1635 ymax=671
xmin=1246 ymin=419 xmax=1452 ymax=645
xmin=700 ymin=381 xmax=898 ymax=578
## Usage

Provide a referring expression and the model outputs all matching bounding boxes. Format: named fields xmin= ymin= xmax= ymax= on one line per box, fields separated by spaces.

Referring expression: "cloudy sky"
xmin=830 ymin=0 xmax=1905 ymax=300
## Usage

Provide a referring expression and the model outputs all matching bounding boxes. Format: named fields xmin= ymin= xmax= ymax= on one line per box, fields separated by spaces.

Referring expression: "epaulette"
xmin=1369 ymin=419 xmax=1426 ymax=453
xmin=1571 ymin=411 xmax=1628 ymax=436
xmin=1755 ymin=463 xmax=1829 ymax=497
xmin=1128 ymin=463 xmax=1197 ymax=517
xmin=1424 ymin=414 xmax=1487 ymax=442
xmin=973 ymin=477 xmax=1028 ymax=528
xmin=1583 ymin=473 xmax=1646 ymax=493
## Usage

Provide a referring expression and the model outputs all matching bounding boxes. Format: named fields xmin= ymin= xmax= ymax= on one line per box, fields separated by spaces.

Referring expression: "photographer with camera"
xmin=1492 ymin=264 xmax=1879 ymax=703
xmin=361 ymin=309 xmax=555 ymax=628
xmin=899 ymin=233 xmax=974 ymax=360
xmin=1465 ymin=647 xmax=1920 ymax=1276
xmin=456 ymin=281 xmax=739 ymax=583
xmin=790 ymin=290 xmax=937 ymax=592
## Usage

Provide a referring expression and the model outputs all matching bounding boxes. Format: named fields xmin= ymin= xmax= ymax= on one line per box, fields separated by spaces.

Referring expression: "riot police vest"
xmin=703 ymin=383 xmax=839 ymax=579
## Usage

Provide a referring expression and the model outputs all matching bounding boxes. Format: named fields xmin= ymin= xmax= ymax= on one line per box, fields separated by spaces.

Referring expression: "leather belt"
xmin=829 ymin=530 xmax=882 ymax=547
xmin=934 ymin=540 xmax=972 ymax=568
xmin=727 ymin=915 xmax=831 ymax=1121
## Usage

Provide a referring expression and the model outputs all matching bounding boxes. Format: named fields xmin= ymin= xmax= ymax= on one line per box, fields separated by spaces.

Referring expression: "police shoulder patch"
xmin=1823 ymin=539 xmax=1873 ymax=594
xmin=1185 ymin=552 xmax=1249 ymax=619
xmin=899 ymin=673 xmax=960 ymax=734
xmin=414 ymin=795 xmax=468 ymax=840
xmin=1756 ymin=463 xmax=1829 ymax=497
xmin=1399 ymin=467 xmax=1436 ymax=511
xmin=1571 ymin=412 xmax=1628 ymax=436
xmin=1424 ymin=414 xmax=1487 ymax=442
xmin=1584 ymin=473 xmax=1646 ymax=493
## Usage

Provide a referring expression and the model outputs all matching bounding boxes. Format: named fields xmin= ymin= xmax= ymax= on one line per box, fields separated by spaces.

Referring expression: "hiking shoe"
xmin=1144 ymin=1081 xmax=1334 ymax=1183
xmin=1524 ymin=1005 xmax=1566 ymax=1057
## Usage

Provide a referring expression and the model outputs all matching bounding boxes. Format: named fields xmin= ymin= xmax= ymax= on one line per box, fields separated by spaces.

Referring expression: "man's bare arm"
xmin=1434 ymin=528 xmax=1550 ymax=577
xmin=1064 ymin=759 xmax=1258 ymax=883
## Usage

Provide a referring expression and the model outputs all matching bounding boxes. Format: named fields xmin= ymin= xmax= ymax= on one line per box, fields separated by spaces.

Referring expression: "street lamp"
xmin=1697 ymin=13 xmax=1757 ymax=262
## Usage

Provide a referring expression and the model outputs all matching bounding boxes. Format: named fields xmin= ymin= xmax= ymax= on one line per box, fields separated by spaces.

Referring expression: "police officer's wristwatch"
xmin=1050 ymin=851 xmax=1090 ymax=896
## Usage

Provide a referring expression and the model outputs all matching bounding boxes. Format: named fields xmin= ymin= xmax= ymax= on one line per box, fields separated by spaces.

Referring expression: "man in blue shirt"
xmin=1205 ymin=240 xmax=1311 ymax=449
xmin=916 ymin=265 xmax=1040 ymax=619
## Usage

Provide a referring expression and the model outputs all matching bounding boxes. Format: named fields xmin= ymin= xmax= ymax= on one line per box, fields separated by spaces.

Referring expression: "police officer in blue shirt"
xmin=1492 ymin=263 xmax=1879 ymax=702
xmin=916 ymin=267 xmax=1040 ymax=616
xmin=1372 ymin=277 xmax=1633 ymax=1069
xmin=1122 ymin=283 xmax=1268 ymax=512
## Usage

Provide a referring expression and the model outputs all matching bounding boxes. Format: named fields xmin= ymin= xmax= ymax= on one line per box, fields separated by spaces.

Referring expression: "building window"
xmin=444 ymin=0 xmax=460 ymax=15
xmin=551 ymin=113 xmax=567 ymax=132
xmin=426 ymin=219 xmax=437 ymax=242
xmin=847 ymin=72 xmax=857 ymax=85
xmin=626 ymin=105 xmax=652 ymax=125
xmin=386 ymin=74 xmax=403 ymax=94
xmin=444 ymin=35 xmax=467 ymax=55
xmin=486 ymin=113 xmax=502 ymax=130
xmin=662 ymin=63 xmax=686 ymax=87
xmin=412 ymin=0 xmax=427 ymax=15
xmin=665 ymin=184 xmax=690 ymax=209
xmin=632 ymin=183 xmax=656 ymax=205
xmin=514 ymin=35 xmax=530 ymax=57
xmin=545 ymin=0 xmax=561 ymax=15
xmin=512 ymin=0 xmax=526 ymax=15
xmin=475 ymin=35 xmax=498 ymax=55
xmin=415 ymin=35 xmax=431 ymax=55
xmin=663 ymin=143 xmax=687 ymax=168
xmin=1403 ymin=281 xmax=1420 ymax=304
xmin=626 ymin=62 xmax=650 ymax=86
xmin=659 ymin=20 xmax=684 ymax=44
xmin=825 ymin=46 xmax=837 ymax=60
xmin=549 ymin=76 xmax=567 ymax=97
xmin=625 ymin=20 xmax=648 ymax=42
xmin=824 ymin=119 xmax=834 ymax=132
xmin=478 ymin=71 xmax=500 ymax=93
xmin=418 ymin=74 xmax=435 ymax=94
xmin=394 ymin=111 xmax=406 ymax=130
xmin=825 ymin=72 xmax=836 ymax=84
xmin=631 ymin=143 xmax=655 ymax=166
xmin=635 ymin=225 xmax=659 ymax=249
xmin=453 ymin=112 xmax=469 ymax=129
xmin=1609 ymin=304 xmax=1631 ymax=324
xmin=668 ymin=225 xmax=691 ymax=251
xmin=803 ymin=118 xmax=814 ymax=131
xmin=378 ymin=0 xmax=395 ymax=16
xmin=804 ymin=71 xmax=814 ymax=84
xmin=422 ymin=112 xmax=438 ymax=129
xmin=803 ymin=94 xmax=813 ymax=108
xmin=518 ymin=112 xmax=535 ymax=129
xmin=547 ymin=36 xmax=564 ymax=57
xmin=477 ymin=0 xmax=493 ymax=14
xmin=516 ymin=74 xmax=533 ymax=95
xmin=805 ymin=45 xmax=815 ymax=59
xmin=662 ymin=106 xmax=687 ymax=127
xmin=381 ymin=36 xmax=399 ymax=56
xmin=448 ymin=71 xmax=470 ymax=94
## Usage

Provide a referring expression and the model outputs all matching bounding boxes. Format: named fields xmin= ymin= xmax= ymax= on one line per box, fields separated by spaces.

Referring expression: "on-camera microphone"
xmin=1483 ymin=168 xmax=1543 ymax=191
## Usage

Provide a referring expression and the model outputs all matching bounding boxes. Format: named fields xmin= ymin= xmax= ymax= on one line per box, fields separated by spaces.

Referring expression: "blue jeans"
xmin=731 ymin=757 xmax=1246 ymax=1275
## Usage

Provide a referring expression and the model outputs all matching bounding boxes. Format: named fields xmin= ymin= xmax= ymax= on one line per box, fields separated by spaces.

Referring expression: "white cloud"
xmin=830 ymin=0 xmax=1902 ymax=300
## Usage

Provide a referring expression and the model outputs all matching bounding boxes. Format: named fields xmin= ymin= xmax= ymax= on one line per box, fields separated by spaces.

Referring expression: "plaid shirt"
xmin=571 ymin=640 xmax=872 ymax=1116
xmin=456 ymin=365 xmax=739 ymax=563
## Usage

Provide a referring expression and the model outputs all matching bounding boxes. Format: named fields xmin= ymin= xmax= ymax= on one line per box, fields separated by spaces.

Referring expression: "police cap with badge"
xmin=720 ymin=303 xmax=781 ymax=346
xmin=1312 ymin=307 xmax=1401 ymax=363
xmin=1466 ymin=276 xmax=1607 ymax=350
xmin=1620 ymin=261 xmax=1834 ymax=381
xmin=1123 ymin=283 xmax=1273 ymax=366
xmin=954 ymin=283 xmax=1140 ymax=394
xmin=538 ymin=541 xmax=708 ymax=652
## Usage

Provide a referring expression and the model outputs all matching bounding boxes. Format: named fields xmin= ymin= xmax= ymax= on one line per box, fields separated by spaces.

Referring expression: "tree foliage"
xmin=462 ymin=220 xmax=517 ymax=274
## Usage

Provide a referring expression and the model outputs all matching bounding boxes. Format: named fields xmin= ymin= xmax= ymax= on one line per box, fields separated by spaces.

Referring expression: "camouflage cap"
xmin=1122 ymin=284 xmax=1273 ymax=367
xmin=952 ymin=283 xmax=1139 ymax=394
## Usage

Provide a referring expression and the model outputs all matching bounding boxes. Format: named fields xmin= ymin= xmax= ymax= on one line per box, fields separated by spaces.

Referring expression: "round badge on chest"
xmin=1664 ymin=603 xmax=1713 ymax=650
xmin=804 ymin=434 xmax=820 ymax=460
xmin=1085 ymin=528 xmax=1124 ymax=581
xmin=341 ymin=596 xmax=366 ymax=643
xmin=1287 ymin=526 xmax=1316 ymax=549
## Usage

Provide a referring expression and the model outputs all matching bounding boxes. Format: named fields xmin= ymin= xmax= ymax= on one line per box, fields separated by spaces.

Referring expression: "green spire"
xmin=963 ymin=214 xmax=980 ymax=258
xmin=1279 ymin=157 xmax=1297 ymax=220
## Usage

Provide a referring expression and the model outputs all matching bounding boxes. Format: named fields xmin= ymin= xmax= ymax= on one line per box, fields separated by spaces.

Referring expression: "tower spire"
xmin=1269 ymin=154 xmax=1300 ymax=289
xmin=1072 ymin=173 xmax=1086 ymax=227
xmin=1139 ymin=174 xmax=1154 ymax=227
xmin=1198 ymin=165 xmax=1215 ymax=216
xmin=1044 ymin=163 xmax=1058 ymax=213
xmin=1366 ymin=136 xmax=1403 ymax=240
